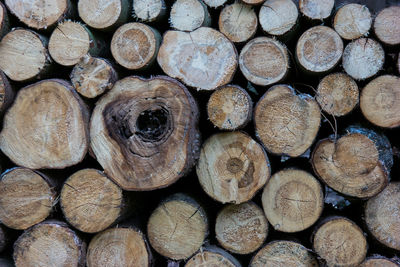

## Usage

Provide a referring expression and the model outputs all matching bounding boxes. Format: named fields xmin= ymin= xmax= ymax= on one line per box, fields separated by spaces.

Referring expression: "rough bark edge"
xmin=0 ymin=2 xmax=10 ymax=39
xmin=185 ymin=245 xmax=242 ymax=267
xmin=0 ymin=71 xmax=15 ymax=116
xmin=132 ymin=0 xmax=167 ymax=23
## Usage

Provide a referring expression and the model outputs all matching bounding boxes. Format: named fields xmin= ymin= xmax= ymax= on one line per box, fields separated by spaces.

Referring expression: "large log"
xmin=90 ymin=76 xmax=200 ymax=190
xmin=0 ymin=168 xmax=56 ymax=230
xmin=333 ymin=4 xmax=372 ymax=40
xmin=185 ymin=246 xmax=242 ymax=267
xmin=0 ymin=79 xmax=89 ymax=169
xmin=170 ymin=0 xmax=211 ymax=32
xmin=374 ymin=6 xmax=400 ymax=46
xmin=196 ymin=131 xmax=271 ymax=204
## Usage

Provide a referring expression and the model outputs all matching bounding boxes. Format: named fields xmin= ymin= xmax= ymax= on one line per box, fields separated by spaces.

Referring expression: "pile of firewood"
xmin=0 ymin=0 xmax=399 ymax=266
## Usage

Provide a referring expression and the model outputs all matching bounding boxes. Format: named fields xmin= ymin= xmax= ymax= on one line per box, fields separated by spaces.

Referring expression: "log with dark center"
xmin=185 ymin=246 xmax=242 ymax=267
xmin=90 ymin=76 xmax=200 ymax=190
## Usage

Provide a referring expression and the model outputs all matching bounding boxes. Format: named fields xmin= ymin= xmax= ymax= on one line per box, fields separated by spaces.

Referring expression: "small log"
xmin=342 ymin=38 xmax=384 ymax=81
xmin=111 ymin=22 xmax=161 ymax=70
xmin=0 ymin=2 xmax=9 ymax=38
xmin=49 ymin=21 xmax=105 ymax=67
xmin=90 ymin=76 xmax=200 ymax=190
xmin=185 ymin=246 xmax=242 ymax=267
xmin=250 ymin=240 xmax=318 ymax=267
xmin=0 ymin=225 xmax=7 ymax=253
xmin=215 ymin=202 xmax=268 ymax=254
xmin=157 ymin=27 xmax=237 ymax=90
xmin=60 ymin=169 xmax=124 ymax=233
xmin=207 ymin=85 xmax=252 ymax=130
xmin=312 ymin=217 xmax=367 ymax=266
xmin=0 ymin=168 xmax=56 ymax=230
xmin=262 ymin=169 xmax=324 ymax=233
xmin=0 ymin=28 xmax=51 ymax=82
xmin=170 ymin=0 xmax=211 ymax=32
xmin=133 ymin=0 xmax=166 ymax=23
xmin=0 ymin=71 xmax=14 ymax=116
xmin=296 ymin=26 xmax=343 ymax=74
xmin=87 ymin=227 xmax=152 ymax=267
xmin=360 ymin=256 xmax=400 ymax=267
xmin=374 ymin=6 xmax=400 ymax=46
xmin=78 ymin=0 xmax=130 ymax=31
xmin=5 ymin=0 xmax=73 ymax=30
xmin=254 ymin=84 xmax=321 ymax=157
xmin=14 ymin=220 xmax=86 ymax=267
xmin=147 ymin=193 xmax=208 ymax=260
xmin=299 ymin=0 xmax=334 ymax=21
xmin=0 ymin=79 xmax=89 ymax=169
xmin=259 ymin=0 xmax=298 ymax=37
xmin=203 ymin=0 xmax=227 ymax=8
xmin=312 ymin=126 xmax=393 ymax=198
xmin=239 ymin=37 xmax=289 ymax=86
xmin=316 ymin=72 xmax=359 ymax=117
xmin=365 ymin=182 xmax=400 ymax=251
xmin=70 ymin=55 xmax=118 ymax=98
xmin=360 ymin=75 xmax=400 ymax=128
xmin=333 ymin=4 xmax=372 ymax=40
xmin=196 ymin=131 xmax=270 ymax=204
xmin=218 ymin=2 xmax=257 ymax=44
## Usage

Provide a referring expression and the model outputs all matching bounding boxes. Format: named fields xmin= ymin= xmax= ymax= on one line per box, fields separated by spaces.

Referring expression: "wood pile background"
xmin=0 ymin=0 xmax=399 ymax=266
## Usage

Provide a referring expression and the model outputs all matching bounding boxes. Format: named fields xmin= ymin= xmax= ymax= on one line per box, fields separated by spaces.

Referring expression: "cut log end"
xmin=0 ymin=168 xmax=56 ymax=230
xmin=215 ymin=202 xmax=268 ymax=254
xmin=299 ymin=0 xmax=334 ymax=20
xmin=196 ymin=132 xmax=270 ymax=204
xmin=239 ymin=37 xmax=289 ymax=86
xmin=250 ymin=240 xmax=318 ymax=267
xmin=343 ymin=38 xmax=384 ymax=80
xmin=61 ymin=169 xmax=123 ymax=233
xmin=374 ymin=6 xmax=400 ymax=46
xmin=259 ymin=0 xmax=298 ymax=36
xmin=316 ymin=73 xmax=359 ymax=117
xmin=5 ymin=0 xmax=69 ymax=29
xmin=0 ymin=79 xmax=89 ymax=169
xmin=90 ymin=76 xmax=200 ymax=191
xmin=360 ymin=256 xmax=400 ymax=267
xmin=365 ymin=182 xmax=400 ymax=251
xmin=203 ymin=0 xmax=227 ymax=8
xmin=158 ymin=27 xmax=237 ymax=90
xmin=147 ymin=194 xmax=208 ymax=260
xmin=262 ymin=169 xmax=323 ymax=233
xmin=170 ymin=0 xmax=210 ymax=32
xmin=333 ymin=4 xmax=372 ymax=40
xmin=111 ymin=23 xmax=160 ymax=70
xmin=71 ymin=55 xmax=117 ymax=98
xmin=133 ymin=0 xmax=165 ymax=22
xmin=87 ymin=227 xmax=151 ymax=267
xmin=185 ymin=246 xmax=241 ymax=267
xmin=254 ymin=84 xmax=321 ymax=157
xmin=14 ymin=221 xmax=86 ymax=267
xmin=313 ymin=217 xmax=367 ymax=266
xmin=207 ymin=85 xmax=252 ymax=130
xmin=296 ymin=26 xmax=343 ymax=73
xmin=0 ymin=29 xmax=49 ymax=82
xmin=219 ymin=3 xmax=257 ymax=43
xmin=360 ymin=75 xmax=400 ymax=128
xmin=78 ymin=0 xmax=125 ymax=30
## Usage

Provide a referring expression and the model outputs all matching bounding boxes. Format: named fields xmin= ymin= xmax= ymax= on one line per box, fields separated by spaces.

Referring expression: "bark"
xmin=299 ymin=0 xmax=334 ymax=21
xmin=0 ymin=71 xmax=15 ymax=117
xmin=374 ymin=6 xmax=400 ymax=46
xmin=90 ymin=76 xmax=200 ymax=191
xmin=133 ymin=0 xmax=167 ymax=23
xmin=185 ymin=246 xmax=242 ymax=267
xmin=360 ymin=256 xmax=400 ymax=267
xmin=333 ymin=4 xmax=372 ymax=40
xmin=0 ymin=79 xmax=89 ymax=169
xmin=170 ymin=0 xmax=211 ymax=32
xmin=0 ymin=2 xmax=10 ymax=39
xmin=203 ymin=0 xmax=228 ymax=8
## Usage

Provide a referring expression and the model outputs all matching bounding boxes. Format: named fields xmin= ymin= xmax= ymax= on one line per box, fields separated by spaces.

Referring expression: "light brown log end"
xmin=90 ymin=76 xmax=200 ymax=191
xmin=207 ymin=85 xmax=252 ymax=130
xmin=333 ymin=4 xmax=372 ymax=40
xmin=360 ymin=75 xmax=400 ymax=128
xmin=147 ymin=194 xmax=207 ymax=260
xmin=71 ymin=55 xmax=117 ymax=98
xmin=299 ymin=0 xmax=334 ymax=20
xmin=157 ymin=27 xmax=237 ymax=90
xmin=343 ymin=38 xmax=384 ymax=80
xmin=0 ymin=79 xmax=89 ymax=169
xmin=239 ymin=37 xmax=289 ymax=86
xmin=316 ymin=73 xmax=359 ymax=117
xmin=262 ymin=169 xmax=323 ymax=233
xmin=259 ymin=0 xmax=298 ymax=36
xmin=87 ymin=227 xmax=151 ymax=267
xmin=0 ymin=71 xmax=14 ymax=115
xmin=313 ymin=217 xmax=367 ymax=266
xmin=365 ymin=182 xmax=400 ymax=251
xmin=215 ymin=202 xmax=268 ymax=254
xmin=254 ymin=84 xmax=321 ymax=157
xmin=78 ymin=0 xmax=126 ymax=30
xmin=374 ymin=6 xmax=400 ymax=46
xmin=296 ymin=26 xmax=343 ymax=73
xmin=185 ymin=246 xmax=241 ymax=267
xmin=196 ymin=131 xmax=270 ymax=204
xmin=360 ymin=256 xmax=400 ymax=267
xmin=170 ymin=0 xmax=210 ymax=32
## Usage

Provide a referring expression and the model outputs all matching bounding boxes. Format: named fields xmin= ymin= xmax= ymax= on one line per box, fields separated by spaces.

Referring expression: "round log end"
xmin=239 ymin=37 xmax=289 ymax=86
xmin=254 ymin=84 xmax=321 ymax=157
xmin=0 ymin=71 xmax=13 ymax=115
xmin=133 ymin=0 xmax=165 ymax=22
xmin=259 ymin=0 xmax=298 ymax=36
xmin=78 ymin=0 xmax=124 ymax=30
xmin=262 ymin=169 xmax=324 ymax=233
xmin=170 ymin=0 xmax=209 ymax=32
xmin=374 ymin=6 xmax=400 ymax=46
xmin=333 ymin=4 xmax=372 ymax=40
xmin=299 ymin=0 xmax=334 ymax=20
xmin=360 ymin=256 xmax=400 ymax=267
xmin=185 ymin=246 xmax=241 ymax=267
xmin=207 ymin=85 xmax=252 ymax=130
